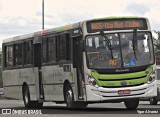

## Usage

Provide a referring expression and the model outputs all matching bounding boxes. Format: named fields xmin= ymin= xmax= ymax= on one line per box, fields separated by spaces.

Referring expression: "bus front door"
xmin=73 ymin=37 xmax=84 ymax=100
xmin=34 ymin=43 xmax=44 ymax=100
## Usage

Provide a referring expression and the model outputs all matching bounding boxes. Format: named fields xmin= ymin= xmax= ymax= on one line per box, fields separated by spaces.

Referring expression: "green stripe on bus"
xmin=99 ymin=77 xmax=147 ymax=87
xmin=91 ymin=65 xmax=152 ymax=87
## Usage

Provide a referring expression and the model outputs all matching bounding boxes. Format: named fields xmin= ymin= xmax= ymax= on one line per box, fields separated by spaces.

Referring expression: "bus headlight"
xmin=148 ymin=71 xmax=156 ymax=83
xmin=87 ymin=76 xmax=99 ymax=88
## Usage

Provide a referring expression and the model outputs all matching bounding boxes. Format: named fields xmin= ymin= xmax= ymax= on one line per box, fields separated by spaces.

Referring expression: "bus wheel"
xmin=64 ymin=84 xmax=88 ymax=108
xmin=150 ymin=97 xmax=158 ymax=105
xmin=23 ymin=85 xmax=32 ymax=108
xmin=65 ymin=84 xmax=76 ymax=108
xmin=23 ymin=85 xmax=43 ymax=108
xmin=124 ymin=98 xmax=139 ymax=109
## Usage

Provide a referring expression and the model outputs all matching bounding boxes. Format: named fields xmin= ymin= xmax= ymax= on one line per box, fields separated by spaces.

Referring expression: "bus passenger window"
xmin=24 ymin=41 xmax=33 ymax=65
xmin=48 ymin=36 xmax=56 ymax=62
xmin=14 ymin=43 xmax=23 ymax=66
xmin=5 ymin=45 xmax=13 ymax=67
xmin=66 ymin=34 xmax=70 ymax=61
xmin=59 ymin=35 xmax=66 ymax=61
xmin=42 ymin=38 xmax=47 ymax=63
xmin=59 ymin=33 xmax=70 ymax=61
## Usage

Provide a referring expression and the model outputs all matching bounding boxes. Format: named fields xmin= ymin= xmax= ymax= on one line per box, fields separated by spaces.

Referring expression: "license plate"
xmin=118 ymin=90 xmax=131 ymax=95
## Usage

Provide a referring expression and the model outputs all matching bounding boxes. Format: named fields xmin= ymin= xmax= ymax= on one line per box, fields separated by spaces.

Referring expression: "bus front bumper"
xmin=85 ymin=80 xmax=157 ymax=101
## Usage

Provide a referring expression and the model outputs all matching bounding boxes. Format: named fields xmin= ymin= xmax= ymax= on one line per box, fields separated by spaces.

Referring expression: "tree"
xmin=153 ymin=31 xmax=160 ymax=51
xmin=153 ymin=31 xmax=160 ymax=65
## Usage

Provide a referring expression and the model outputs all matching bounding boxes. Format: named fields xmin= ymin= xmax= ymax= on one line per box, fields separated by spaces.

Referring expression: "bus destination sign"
xmin=87 ymin=19 xmax=147 ymax=33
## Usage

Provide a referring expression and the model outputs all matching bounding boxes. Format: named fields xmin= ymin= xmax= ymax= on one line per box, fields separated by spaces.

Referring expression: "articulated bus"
xmin=2 ymin=16 xmax=157 ymax=109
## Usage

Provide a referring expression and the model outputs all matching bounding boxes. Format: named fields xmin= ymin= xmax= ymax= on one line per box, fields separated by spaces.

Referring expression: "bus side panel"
xmin=42 ymin=65 xmax=55 ymax=100
xmin=62 ymin=64 xmax=75 ymax=99
xmin=19 ymin=68 xmax=37 ymax=100
xmin=52 ymin=66 xmax=64 ymax=101
xmin=42 ymin=64 xmax=76 ymax=102
xmin=3 ymin=69 xmax=21 ymax=99
xmin=41 ymin=65 xmax=65 ymax=101
xmin=3 ymin=68 xmax=37 ymax=100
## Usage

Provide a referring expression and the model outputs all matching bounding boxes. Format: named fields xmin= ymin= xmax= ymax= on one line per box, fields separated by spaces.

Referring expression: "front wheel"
xmin=64 ymin=84 xmax=88 ymax=108
xmin=23 ymin=85 xmax=32 ymax=108
xmin=124 ymin=98 xmax=139 ymax=109
xmin=150 ymin=97 xmax=158 ymax=105
xmin=23 ymin=85 xmax=43 ymax=108
xmin=65 ymin=84 xmax=75 ymax=108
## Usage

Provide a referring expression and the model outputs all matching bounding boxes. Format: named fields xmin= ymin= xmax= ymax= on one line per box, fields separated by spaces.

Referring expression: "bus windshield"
xmin=86 ymin=32 xmax=154 ymax=69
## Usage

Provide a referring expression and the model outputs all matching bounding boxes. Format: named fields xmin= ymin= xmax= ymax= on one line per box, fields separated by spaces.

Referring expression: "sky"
xmin=0 ymin=0 xmax=160 ymax=48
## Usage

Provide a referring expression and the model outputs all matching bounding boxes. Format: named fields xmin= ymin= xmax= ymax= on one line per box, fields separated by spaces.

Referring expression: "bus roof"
xmin=2 ymin=16 xmax=147 ymax=44
xmin=93 ymin=16 xmax=140 ymax=21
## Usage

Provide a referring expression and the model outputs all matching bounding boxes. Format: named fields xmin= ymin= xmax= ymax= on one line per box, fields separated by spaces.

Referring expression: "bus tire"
xmin=64 ymin=84 xmax=76 ymax=108
xmin=124 ymin=98 xmax=139 ymax=109
xmin=23 ymin=85 xmax=43 ymax=108
xmin=23 ymin=85 xmax=32 ymax=108
xmin=149 ymin=97 xmax=158 ymax=105
xmin=64 ymin=84 xmax=88 ymax=108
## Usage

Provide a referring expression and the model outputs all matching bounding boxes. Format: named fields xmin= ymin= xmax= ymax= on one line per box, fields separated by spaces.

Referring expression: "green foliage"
xmin=153 ymin=31 xmax=160 ymax=65
xmin=153 ymin=31 xmax=160 ymax=51
xmin=155 ymin=51 xmax=160 ymax=65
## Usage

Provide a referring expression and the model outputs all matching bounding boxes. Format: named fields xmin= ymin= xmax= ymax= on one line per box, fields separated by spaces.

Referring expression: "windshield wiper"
xmin=132 ymin=29 xmax=137 ymax=60
xmin=100 ymin=31 xmax=113 ymax=59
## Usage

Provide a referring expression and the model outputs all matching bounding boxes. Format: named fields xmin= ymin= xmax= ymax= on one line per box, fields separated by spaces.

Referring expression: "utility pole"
xmin=42 ymin=0 xmax=44 ymax=29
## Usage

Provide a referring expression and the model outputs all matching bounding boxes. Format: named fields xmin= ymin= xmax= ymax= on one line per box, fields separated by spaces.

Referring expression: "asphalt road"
xmin=0 ymin=96 xmax=160 ymax=117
